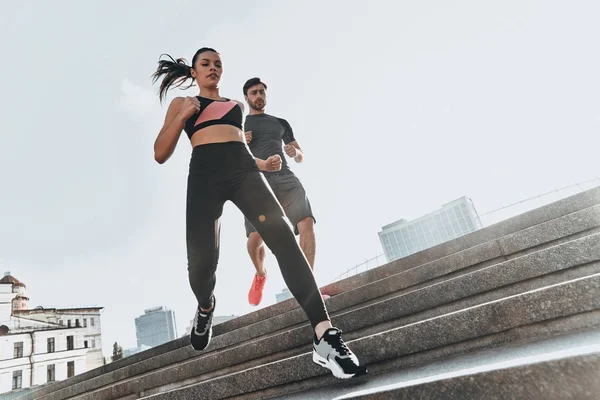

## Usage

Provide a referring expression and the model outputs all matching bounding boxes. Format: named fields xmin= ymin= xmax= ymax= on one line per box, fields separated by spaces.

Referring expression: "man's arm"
xmin=279 ymin=118 xmax=304 ymax=163
xmin=284 ymin=140 xmax=304 ymax=163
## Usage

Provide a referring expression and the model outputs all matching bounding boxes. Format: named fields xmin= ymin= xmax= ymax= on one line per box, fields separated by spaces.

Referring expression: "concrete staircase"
xmin=20 ymin=187 xmax=600 ymax=400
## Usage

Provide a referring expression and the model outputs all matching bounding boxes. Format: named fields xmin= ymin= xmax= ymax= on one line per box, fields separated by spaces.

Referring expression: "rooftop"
xmin=14 ymin=306 xmax=104 ymax=314
xmin=0 ymin=272 xmax=26 ymax=287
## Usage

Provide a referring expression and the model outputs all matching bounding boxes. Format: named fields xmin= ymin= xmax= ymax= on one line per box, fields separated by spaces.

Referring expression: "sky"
xmin=1 ymin=1 xmax=599 ymax=358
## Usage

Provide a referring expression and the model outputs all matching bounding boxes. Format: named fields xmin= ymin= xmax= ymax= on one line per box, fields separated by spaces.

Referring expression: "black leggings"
xmin=186 ymin=141 xmax=330 ymax=328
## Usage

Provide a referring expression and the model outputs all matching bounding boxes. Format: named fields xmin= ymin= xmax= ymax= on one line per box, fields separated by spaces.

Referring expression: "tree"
xmin=112 ymin=342 xmax=123 ymax=362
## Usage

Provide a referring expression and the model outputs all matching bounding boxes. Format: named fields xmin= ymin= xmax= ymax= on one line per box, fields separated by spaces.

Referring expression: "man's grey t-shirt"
xmin=244 ymin=113 xmax=295 ymax=175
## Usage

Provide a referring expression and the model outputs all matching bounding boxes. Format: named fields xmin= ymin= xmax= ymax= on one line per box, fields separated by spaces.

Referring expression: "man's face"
xmin=245 ymin=83 xmax=267 ymax=111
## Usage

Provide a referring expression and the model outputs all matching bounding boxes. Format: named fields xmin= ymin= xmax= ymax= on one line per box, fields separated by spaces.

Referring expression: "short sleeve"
xmin=277 ymin=118 xmax=295 ymax=144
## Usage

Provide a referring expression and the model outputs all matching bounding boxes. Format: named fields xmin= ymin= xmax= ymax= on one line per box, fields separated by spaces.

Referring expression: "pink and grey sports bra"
xmin=184 ymin=96 xmax=243 ymax=139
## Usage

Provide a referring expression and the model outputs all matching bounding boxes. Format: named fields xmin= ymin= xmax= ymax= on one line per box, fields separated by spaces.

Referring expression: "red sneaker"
xmin=248 ymin=274 xmax=267 ymax=306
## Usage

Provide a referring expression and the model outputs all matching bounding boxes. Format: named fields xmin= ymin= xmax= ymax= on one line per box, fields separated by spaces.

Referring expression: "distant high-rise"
xmin=275 ymin=288 xmax=293 ymax=303
xmin=135 ymin=306 xmax=177 ymax=348
xmin=379 ymin=197 xmax=482 ymax=262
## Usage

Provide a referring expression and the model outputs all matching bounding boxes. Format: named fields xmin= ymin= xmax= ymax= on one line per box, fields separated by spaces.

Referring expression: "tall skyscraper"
xmin=135 ymin=306 xmax=177 ymax=348
xmin=379 ymin=197 xmax=482 ymax=262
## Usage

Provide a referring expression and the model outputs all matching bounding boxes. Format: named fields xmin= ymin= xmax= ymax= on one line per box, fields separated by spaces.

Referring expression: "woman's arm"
xmin=154 ymin=96 xmax=199 ymax=164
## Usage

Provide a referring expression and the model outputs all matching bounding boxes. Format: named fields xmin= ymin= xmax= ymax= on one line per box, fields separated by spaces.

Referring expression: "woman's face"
xmin=191 ymin=51 xmax=222 ymax=88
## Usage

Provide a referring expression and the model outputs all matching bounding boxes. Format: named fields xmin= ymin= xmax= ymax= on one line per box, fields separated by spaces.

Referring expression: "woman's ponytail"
xmin=151 ymin=54 xmax=195 ymax=103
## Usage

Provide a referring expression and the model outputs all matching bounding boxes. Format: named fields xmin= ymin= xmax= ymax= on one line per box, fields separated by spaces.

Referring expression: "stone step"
xmin=218 ymin=190 xmax=600 ymax=338
xmin=273 ymin=328 xmax=600 ymax=399
xmin=333 ymin=352 xmax=600 ymax=400
xmin=138 ymin=273 xmax=600 ymax=400
xmin=21 ymin=188 xmax=600 ymax=400
xmin=31 ymin=233 xmax=600 ymax=400
xmin=320 ymin=186 xmax=600 ymax=296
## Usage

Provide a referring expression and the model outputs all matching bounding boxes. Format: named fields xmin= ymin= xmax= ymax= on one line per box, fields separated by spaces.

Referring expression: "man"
xmin=243 ymin=77 xmax=321 ymax=306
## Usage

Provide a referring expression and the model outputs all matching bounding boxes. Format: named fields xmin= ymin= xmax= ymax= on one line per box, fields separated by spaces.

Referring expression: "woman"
xmin=151 ymin=48 xmax=366 ymax=379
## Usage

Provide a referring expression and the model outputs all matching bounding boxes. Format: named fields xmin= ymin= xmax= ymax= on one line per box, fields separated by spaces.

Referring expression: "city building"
xmin=275 ymin=288 xmax=293 ymax=303
xmin=15 ymin=306 xmax=104 ymax=371
xmin=0 ymin=272 xmax=102 ymax=395
xmin=379 ymin=197 xmax=482 ymax=262
xmin=123 ymin=344 xmax=151 ymax=358
xmin=135 ymin=306 xmax=177 ymax=349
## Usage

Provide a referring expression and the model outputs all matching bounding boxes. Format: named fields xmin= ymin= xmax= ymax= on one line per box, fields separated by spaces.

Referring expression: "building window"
xmin=14 ymin=342 xmax=24 ymax=358
xmin=12 ymin=370 xmax=22 ymax=390
xmin=47 ymin=364 xmax=56 ymax=382
xmin=67 ymin=361 xmax=75 ymax=378
xmin=67 ymin=336 xmax=74 ymax=350
xmin=68 ymin=320 xmax=71 ymax=327
xmin=59 ymin=320 xmax=64 ymax=325
xmin=458 ymin=217 xmax=468 ymax=232
xmin=84 ymin=340 xmax=88 ymax=348
xmin=83 ymin=318 xmax=87 ymax=327
xmin=466 ymin=217 xmax=475 ymax=231
xmin=91 ymin=339 xmax=96 ymax=348
xmin=47 ymin=337 xmax=55 ymax=353
xmin=90 ymin=318 xmax=95 ymax=327
xmin=13 ymin=303 xmax=17 ymax=309
xmin=75 ymin=319 xmax=80 ymax=327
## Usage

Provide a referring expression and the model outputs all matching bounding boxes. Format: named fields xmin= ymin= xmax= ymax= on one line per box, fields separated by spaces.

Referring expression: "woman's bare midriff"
xmin=190 ymin=125 xmax=246 ymax=148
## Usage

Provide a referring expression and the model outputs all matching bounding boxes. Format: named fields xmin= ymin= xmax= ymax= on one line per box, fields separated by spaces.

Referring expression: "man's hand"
xmin=245 ymin=131 xmax=252 ymax=143
xmin=284 ymin=144 xmax=297 ymax=158
xmin=284 ymin=143 xmax=304 ymax=163
xmin=265 ymin=155 xmax=282 ymax=171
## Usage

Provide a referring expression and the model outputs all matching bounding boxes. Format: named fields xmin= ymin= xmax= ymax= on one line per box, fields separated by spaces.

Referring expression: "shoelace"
xmin=326 ymin=330 xmax=351 ymax=356
xmin=195 ymin=297 xmax=215 ymax=331
xmin=195 ymin=308 xmax=213 ymax=331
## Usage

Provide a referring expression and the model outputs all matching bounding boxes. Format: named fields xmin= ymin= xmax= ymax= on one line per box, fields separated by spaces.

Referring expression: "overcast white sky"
xmin=1 ymin=1 xmax=599 ymax=357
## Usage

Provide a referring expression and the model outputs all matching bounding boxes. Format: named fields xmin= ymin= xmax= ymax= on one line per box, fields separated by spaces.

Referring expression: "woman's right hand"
xmin=264 ymin=155 xmax=282 ymax=171
xmin=177 ymin=96 xmax=201 ymax=120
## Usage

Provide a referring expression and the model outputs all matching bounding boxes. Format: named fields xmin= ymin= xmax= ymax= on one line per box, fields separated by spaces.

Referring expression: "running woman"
xmin=151 ymin=48 xmax=366 ymax=379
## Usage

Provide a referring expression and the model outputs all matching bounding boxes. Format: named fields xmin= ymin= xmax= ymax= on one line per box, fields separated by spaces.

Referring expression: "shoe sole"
xmin=312 ymin=351 xmax=360 ymax=379
xmin=248 ymin=299 xmax=262 ymax=306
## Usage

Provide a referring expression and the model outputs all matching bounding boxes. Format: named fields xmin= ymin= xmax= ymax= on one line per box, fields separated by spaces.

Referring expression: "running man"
xmin=243 ymin=77 xmax=319 ymax=306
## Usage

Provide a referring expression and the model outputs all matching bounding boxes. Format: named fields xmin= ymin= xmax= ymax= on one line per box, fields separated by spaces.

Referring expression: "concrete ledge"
xmin=108 ymin=257 xmax=600 ymax=399
xmin=29 ymin=234 xmax=600 ymax=400
xmin=236 ymin=312 xmax=600 ymax=399
xmin=333 ymin=235 xmax=600 ymax=334
xmin=499 ymin=204 xmax=600 ymax=255
xmin=140 ymin=274 xmax=600 ymax=399
xmin=338 ymin=353 xmax=600 ymax=399
xmin=21 ymin=188 xmax=600 ymax=400
xmin=160 ymin=257 xmax=598 ymax=399
xmin=322 ymin=186 xmax=600 ymax=295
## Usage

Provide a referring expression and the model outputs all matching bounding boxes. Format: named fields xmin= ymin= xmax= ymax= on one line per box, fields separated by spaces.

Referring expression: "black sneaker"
xmin=190 ymin=296 xmax=215 ymax=351
xmin=312 ymin=327 xmax=367 ymax=379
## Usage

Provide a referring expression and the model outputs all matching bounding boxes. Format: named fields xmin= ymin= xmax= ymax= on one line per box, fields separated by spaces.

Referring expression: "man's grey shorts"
xmin=245 ymin=172 xmax=316 ymax=237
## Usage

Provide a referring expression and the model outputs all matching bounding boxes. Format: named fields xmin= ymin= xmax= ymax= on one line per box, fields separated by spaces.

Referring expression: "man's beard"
xmin=250 ymin=100 xmax=266 ymax=111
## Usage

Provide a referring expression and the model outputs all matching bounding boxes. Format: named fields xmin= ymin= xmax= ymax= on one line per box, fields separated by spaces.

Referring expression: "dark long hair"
xmin=151 ymin=47 xmax=218 ymax=103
